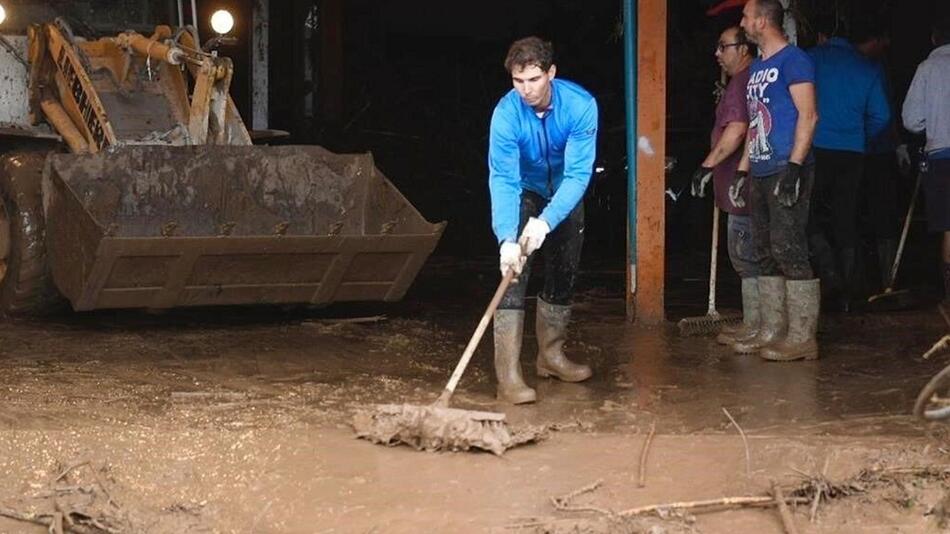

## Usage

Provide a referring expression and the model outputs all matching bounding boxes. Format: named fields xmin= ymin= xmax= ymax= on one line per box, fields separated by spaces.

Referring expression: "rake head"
xmin=353 ymin=403 xmax=545 ymax=455
xmin=677 ymin=312 xmax=742 ymax=336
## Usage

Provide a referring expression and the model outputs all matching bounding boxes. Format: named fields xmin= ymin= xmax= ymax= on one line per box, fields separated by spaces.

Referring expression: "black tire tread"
xmin=0 ymin=151 xmax=63 ymax=316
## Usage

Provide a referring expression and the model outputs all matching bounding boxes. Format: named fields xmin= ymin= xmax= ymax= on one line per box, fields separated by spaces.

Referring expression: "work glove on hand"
xmin=690 ymin=166 xmax=714 ymax=198
xmin=518 ymin=217 xmax=550 ymax=256
xmin=728 ymin=170 xmax=747 ymax=208
xmin=499 ymin=241 xmax=526 ymax=278
xmin=774 ymin=162 xmax=802 ymax=208
xmin=896 ymin=144 xmax=912 ymax=175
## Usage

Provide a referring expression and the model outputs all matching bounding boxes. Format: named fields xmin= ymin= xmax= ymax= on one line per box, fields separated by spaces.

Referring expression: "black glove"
xmin=690 ymin=166 xmax=714 ymax=198
xmin=728 ymin=170 xmax=747 ymax=208
xmin=774 ymin=162 xmax=801 ymax=207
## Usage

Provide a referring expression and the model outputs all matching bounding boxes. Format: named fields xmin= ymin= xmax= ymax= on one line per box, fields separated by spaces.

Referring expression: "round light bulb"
xmin=0 ymin=4 xmax=7 ymax=26
xmin=210 ymin=9 xmax=234 ymax=35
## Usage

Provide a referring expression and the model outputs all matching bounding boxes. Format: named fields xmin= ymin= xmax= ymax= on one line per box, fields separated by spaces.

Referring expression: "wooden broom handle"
xmin=435 ymin=269 xmax=516 ymax=406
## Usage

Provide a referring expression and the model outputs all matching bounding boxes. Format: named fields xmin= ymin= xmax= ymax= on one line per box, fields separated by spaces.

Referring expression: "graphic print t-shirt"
xmin=746 ymin=45 xmax=815 ymax=177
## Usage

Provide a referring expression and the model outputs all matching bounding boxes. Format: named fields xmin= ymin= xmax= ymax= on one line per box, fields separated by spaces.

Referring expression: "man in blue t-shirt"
xmin=487 ymin=37 xmax=598 ymax=404
xmin=733 ymin=0 xmax=821 ymax=362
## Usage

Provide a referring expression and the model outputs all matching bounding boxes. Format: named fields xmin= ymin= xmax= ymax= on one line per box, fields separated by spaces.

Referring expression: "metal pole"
xmin=191 ymin=0 xmax=200 ymax=42
xmin=252 ymin=0 xmax=270 ymax=129
xmin=177 ymin=0 xmax=184 ymax=28
xmin=623 ymin=0 xmax=638 ymax=320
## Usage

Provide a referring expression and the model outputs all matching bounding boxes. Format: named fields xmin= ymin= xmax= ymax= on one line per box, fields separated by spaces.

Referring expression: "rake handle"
xmin=887 ymin=171 xmax=921 ymax=290
xmin=706 ymin=204 xmax=720 ymax=316
xmin=435 ymin=268 xmax=516 ymax=406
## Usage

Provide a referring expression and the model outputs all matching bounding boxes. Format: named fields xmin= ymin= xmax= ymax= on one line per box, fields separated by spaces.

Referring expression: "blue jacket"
xmin=808 ymin=38 xmax=891 ymax=153
xmin=488 ymin=79 xmax=598 ymax=244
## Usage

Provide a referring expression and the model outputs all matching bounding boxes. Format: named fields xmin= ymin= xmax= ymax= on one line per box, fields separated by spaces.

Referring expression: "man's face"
xmin=716 ymin=29 xmax=745 ymax=74
xmin=511 ymin=64 xmax=556 ymax=110
xmin=740 ymin=0 xmax=763 ymax=43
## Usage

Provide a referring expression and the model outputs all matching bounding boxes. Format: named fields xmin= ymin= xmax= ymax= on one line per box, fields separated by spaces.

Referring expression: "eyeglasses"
xmin=716 ymin=42 xmax=743 ymax=53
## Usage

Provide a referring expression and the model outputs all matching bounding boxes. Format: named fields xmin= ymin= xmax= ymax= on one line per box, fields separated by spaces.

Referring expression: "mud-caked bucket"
xmin=42 ymin=145 xmax=445 ymax=310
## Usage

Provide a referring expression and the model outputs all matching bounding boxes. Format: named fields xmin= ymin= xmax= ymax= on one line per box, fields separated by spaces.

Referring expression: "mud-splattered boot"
xmin=535 ymin=298 xmax=592 ymax=382
xmin=732 ymin=276 xmax=787 ymax=354
xmin=717 ymin=277 xmax=760 ymax=345
xmin=493 ymin=310 xmax=536 ymax=404
xmin=761 ymin=279 xmax=820 ymax=361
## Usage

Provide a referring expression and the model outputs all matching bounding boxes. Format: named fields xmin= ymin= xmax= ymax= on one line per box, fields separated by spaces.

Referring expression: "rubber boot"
xmin=717 ymin=277 xmax=760 ymax=345
xmin=876 ymin=239 xmax=898 ymax=290
xmin=493 ymin=310 xmax=536 ymax=404
xmin=761 ymin=279 xmax=820 ymax=361
xmin=535 ymin=298 xmax=592 ymax=382
xmin=836 ymin=247 xmax=857 ymax=312
xmin=733 ymin=276 xmax=787 ymax=354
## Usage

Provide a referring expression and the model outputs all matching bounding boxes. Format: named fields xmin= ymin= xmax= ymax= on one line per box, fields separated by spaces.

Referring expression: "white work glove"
xmin=728 ymin=170 xmax=747 ymax=208
xmin=518 ymin=217 xmax=550 ymax=256
xmin=896 ymin=144 xmax=912 ymax=175
xmin=499 ymin=241 xmax=526 ymax=277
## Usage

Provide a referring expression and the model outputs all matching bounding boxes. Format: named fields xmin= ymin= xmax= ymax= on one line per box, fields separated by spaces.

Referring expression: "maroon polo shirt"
xmin=711 ymin=67 xmax=751 ymax=215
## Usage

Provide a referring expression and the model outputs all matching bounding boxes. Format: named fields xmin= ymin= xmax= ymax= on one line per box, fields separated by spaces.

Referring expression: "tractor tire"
xmin=0 ymin=151 xmax=63 ymax=316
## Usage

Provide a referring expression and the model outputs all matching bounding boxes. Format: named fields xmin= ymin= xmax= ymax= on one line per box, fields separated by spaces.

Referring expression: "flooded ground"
xmin=0 ymin=257 xmax=948 ymax=533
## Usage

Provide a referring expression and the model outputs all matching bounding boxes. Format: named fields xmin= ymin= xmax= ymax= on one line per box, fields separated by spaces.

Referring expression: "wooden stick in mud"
xmin=772 ymin=481 xmax=800 ymax=534
xmin=617 ymin=495 xmax=809 ymax=517
xmin=637 ymin=421 xmax=657 ymax=488
xmin=722 ymin=407 xmax=752 ymax=477
xmin=550 ymin=480 xmax=609 ymax=514
xmin=54 ymin=460 xmax=90 ymax=483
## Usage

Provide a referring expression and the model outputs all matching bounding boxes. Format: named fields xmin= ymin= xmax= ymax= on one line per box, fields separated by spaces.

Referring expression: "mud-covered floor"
xmin=1 ymin=257 xmax=949 ymax=533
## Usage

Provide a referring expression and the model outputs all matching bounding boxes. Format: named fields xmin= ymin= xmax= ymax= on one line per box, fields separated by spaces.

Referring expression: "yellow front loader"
xmin=0 ymin=8 xmax=443 ymax=314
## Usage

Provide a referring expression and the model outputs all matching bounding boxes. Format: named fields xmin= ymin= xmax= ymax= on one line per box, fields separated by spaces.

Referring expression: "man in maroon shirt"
xmin=691 ymin=26 xmax=763 ymax=345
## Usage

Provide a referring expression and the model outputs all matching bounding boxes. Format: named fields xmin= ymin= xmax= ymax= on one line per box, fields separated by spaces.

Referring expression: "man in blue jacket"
xmin=488 ymin=36 xmax=598 ymax=404
xmin=806 ymin=19 xmax=891 ymax=311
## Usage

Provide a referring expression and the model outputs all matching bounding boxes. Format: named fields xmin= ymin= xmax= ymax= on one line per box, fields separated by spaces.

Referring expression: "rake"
xmin=678 ymin=204 xmax=742 ymax=336
xmin=353 ymin=269 xmax=542 ymax=455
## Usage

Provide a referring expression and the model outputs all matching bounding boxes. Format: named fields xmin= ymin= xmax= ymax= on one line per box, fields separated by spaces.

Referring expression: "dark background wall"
xmin=256 ymin=0 xmax=941 ymax=279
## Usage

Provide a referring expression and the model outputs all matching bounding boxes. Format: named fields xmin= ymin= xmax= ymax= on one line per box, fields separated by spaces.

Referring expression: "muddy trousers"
xmin=807 ymin=149 xmax=863 ymax=297
xmin=499 ymin=191 xmax=584 ymax=310
xmin=727 ymin=213 xmax=763 ymax=279
xmin=750 ymin=166 xmax=814 ymax=280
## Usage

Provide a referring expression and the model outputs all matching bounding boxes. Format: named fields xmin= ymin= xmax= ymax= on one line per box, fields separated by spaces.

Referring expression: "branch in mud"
xmin=637 ymin=421 xmax=657 ymax=488
xmin=0 ymin=506 xmax=98 ymax=534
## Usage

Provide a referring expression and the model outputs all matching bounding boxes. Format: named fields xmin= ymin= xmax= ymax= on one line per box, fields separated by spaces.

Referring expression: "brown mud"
xmin=1 ymin=259 xmax=949 ymax=532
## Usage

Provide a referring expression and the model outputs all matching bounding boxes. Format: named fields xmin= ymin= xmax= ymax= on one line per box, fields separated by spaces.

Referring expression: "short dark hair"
xmin=504 ymin=37 xmax=554 ymax=73
xmin=752 ymin=0 xmax=785 ymax=30
xmin=850 ymin=16 xmax=889 ymax=45
xmin=734 ymin=27 xmax=758 ymax=57
xmin=935 ymin=12 xmax=950 ymax=46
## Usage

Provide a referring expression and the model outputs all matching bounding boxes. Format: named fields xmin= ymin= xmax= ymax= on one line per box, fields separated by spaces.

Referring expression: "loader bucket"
xmin=42 ymin=145 xmax=445 ymax=311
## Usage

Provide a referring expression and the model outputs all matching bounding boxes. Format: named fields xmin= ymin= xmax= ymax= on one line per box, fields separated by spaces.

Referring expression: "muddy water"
xmin=0 ymin=259 xmax=948 ymax=532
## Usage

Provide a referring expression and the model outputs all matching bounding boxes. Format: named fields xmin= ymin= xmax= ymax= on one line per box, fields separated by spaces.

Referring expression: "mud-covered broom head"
xmin=677 ymin=312 xmax=742 ymax=336
xmin=352 ymin=403 xmax=545 ymax=455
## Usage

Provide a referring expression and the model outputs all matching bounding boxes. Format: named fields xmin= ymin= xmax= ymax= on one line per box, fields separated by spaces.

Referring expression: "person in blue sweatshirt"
xmin=488 ymin=36 xmax=598 ymax=404
xmin=806 ymin=18 xmax=891 ymax=311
